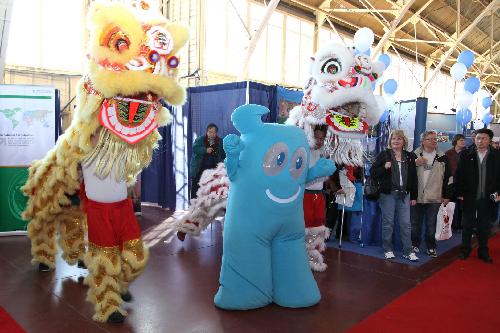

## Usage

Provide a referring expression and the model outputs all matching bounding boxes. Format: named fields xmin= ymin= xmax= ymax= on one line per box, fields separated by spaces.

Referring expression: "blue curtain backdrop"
xmin=141 ymin=105 xmax=176 ymax=210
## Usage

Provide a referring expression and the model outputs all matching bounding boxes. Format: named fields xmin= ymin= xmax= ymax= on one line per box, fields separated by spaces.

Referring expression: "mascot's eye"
xmin=295 ymin=157 xmax=303 ymax=169
xmin=262 ymin=142 xmax=289 ymax=176
xmin=289 ymin=147 xmax=307 ymax=179
xmin=277 ymin=152 xmax=285 ymax=166
xmin=321 ymin=58 xmax=340 ymax=75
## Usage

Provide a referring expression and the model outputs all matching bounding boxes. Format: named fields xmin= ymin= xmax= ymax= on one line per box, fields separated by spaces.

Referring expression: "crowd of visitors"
xmin=190 ymin=125 xmax=500 ymax=263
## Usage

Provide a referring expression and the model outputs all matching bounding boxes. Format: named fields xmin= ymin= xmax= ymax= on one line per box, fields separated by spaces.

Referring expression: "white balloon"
xmin=457 ymin=91 xmax=473 ymax=109
xmin=450 ymin=62 xmax=467 ymax=81
xmin=354 ymin=27 xmax=374 ymax=53
xmin=473 ymin=119 xmax=484 ymax=129
xmin=477 ymin=89 xmax=490 ymax=100
xmin=384 ymin=93 xmax=396 ymax=108
xmin=375 ymin=94 xmax=386 ymax=111
xmin=372 ymin=61 xmax=385 ymax=77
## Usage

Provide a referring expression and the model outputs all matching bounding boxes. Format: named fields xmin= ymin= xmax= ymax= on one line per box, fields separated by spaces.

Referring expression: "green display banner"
xmin=0 ymin=167 xmax=28 ymax=232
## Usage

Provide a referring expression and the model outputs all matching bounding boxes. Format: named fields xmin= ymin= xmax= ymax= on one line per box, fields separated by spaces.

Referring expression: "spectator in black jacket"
xmin=455 ymin=128 xmax=500 ymax=263
xmin=371 ymin=130 xmax=418 ymax=261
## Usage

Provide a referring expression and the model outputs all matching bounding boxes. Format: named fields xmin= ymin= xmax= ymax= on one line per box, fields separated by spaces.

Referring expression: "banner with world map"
xmin=0 ymin=84 xmax=56 ymax=166
xmin=0 ymin=84 xmax=56 ymax=232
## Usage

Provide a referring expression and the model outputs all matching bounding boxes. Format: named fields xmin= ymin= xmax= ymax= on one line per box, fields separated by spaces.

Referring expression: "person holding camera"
xmin=455 ymin=128 xmax=500 ymax=263
xmin=189 ymin=123 xmax=226 ymax=199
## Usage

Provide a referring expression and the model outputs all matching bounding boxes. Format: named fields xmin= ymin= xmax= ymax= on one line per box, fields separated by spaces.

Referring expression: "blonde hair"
xmin=389 ymin=130 xmax=408 ymax=150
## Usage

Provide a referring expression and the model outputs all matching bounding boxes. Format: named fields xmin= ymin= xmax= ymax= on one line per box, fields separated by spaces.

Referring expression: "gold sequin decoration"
xmin=88 ymin=242 xmax=120 ymax=265
xmin=123 ymin=238 xmax=144 ymax=261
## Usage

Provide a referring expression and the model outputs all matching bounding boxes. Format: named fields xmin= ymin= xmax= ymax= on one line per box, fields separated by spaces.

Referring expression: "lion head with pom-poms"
xmin=287 ymin=43 xmax=385 ymax=166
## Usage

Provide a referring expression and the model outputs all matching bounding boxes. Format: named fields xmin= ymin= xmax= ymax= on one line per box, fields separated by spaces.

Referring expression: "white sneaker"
xmin=412 ymin=246 xmax=420 ymax=253
xmin=384 ymin=251 xmax=395 ymax=259
xmin=404 ymin=253 xmax=419 ymax=261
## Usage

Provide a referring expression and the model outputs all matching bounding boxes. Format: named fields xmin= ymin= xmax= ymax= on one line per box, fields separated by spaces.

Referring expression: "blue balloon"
xmin=378 ymin=54 xmax=391 ymax=69
xmin=379 ymin=110 xmax=389 ymax=123
xmin=463 ymin=109 xmax=472 ymax=123
xmin=458 ymin=50 xmax=475 ymax=69
xmin=383 ymin=79 xmax=398 ymax=95
xmin=463 ymin=77 xmax=480 ymax=94
xmin=354 ymin=49 xmax=371 ymax=56
xmin=482 ymin=113 xmax=493 ymax=125
xmin=456 ymin=109 xmax=465 ymax=127
xmin=482 ymin=97 xmax=492 ymax=109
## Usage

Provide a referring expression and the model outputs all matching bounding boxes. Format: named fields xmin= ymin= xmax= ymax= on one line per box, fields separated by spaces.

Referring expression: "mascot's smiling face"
xmin=86 ymin=1 xmax=188 ymax=105
xmin=231 ymin=105 xmax=310 ymax=210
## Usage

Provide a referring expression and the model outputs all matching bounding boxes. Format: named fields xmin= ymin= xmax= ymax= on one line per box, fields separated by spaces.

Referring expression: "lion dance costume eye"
xmin=21 ymin=1 xmax=189 ymax=323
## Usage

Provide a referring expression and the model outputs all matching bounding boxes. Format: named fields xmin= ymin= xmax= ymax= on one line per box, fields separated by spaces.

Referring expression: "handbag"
xmin=364 ymin=176 xmax=380 ymax=201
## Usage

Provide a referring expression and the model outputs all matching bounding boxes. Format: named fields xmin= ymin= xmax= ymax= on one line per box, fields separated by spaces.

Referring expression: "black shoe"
xmin=107 ymin=311 xmax=125 ymax=324
xmin=121 ymin=291 xmax=133 ymax=302
xmin=427 ymin=249 xmax=438 ymax=258
xmin=77 ymin=260 xmax=87 ymax=269
xmin=177 ymin=231 xmax=186 ymax=242
xmin=479 ymin=255 xmax=493 ymax=264
xmin=38 ymin=263 xmax=51 ymax=272
xmin=458 ymin=252 xmax=469 ymax=260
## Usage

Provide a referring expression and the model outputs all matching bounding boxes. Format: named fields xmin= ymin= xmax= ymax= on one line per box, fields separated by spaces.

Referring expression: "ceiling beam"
xmin=382 ymin=0 xmax=498 ymax=72
xmin=419 ymin=0 xmax=499 ymax=96
xmin=373 ymin=0 xmax=417 ymax=57
xmin=479 ymin=52 xmax=500 ymax=77
xmin=392 ymin=38 xmax=453 ymax=45
xmin=392 ymin=0 xmax=434 ymax=35
xmin=239 ymin=0 xmax=281 ymax=80
xmin=325 ymin=8 xmax=399 ymax=14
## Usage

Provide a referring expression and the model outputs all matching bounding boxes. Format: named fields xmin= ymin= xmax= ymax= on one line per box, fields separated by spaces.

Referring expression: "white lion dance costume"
xmin=176 ymin=162 xmax=229 ymax=241
xmin=287 ymin=43 xmax=384 ymax=271
xmin=21 ymin=1 xmax=188 ymax=323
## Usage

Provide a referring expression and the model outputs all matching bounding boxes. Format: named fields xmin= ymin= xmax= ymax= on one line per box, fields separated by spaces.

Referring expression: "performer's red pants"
xmin=303 ymin=191 xmax=326 ymax=228
xmin=80 ymin=183 xmax=141 ymax=249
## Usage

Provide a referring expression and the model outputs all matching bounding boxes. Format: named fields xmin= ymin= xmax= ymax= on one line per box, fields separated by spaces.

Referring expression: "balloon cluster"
xmin=451 ymin=50 xmax=494 ymax=128
xmin=353 ymin=27 xmax=394 ymax=124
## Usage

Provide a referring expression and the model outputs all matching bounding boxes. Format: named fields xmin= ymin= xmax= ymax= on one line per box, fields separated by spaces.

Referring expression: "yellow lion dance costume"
xmin=21 ymin=1 xmax=188 ymax=323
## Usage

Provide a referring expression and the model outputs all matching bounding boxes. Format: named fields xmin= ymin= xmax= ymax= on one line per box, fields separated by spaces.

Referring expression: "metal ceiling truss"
xmin=288 ymin=0 xmax=499 ymax=94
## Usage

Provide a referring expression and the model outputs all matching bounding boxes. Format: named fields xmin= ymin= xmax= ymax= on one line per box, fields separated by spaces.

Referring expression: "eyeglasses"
xmin=425 ymin=138 xmax=437 ymax=141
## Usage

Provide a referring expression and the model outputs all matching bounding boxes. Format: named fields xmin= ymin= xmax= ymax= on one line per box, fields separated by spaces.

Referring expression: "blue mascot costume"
xmin=214 ymin=104 xmax=336 ymax=310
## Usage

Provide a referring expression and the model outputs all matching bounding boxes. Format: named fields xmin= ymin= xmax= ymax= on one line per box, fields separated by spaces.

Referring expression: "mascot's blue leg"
xmin=271 ymin=232 xmax=321 ymax=307
xmin=214 ymin=233 xmax=273 ymax=310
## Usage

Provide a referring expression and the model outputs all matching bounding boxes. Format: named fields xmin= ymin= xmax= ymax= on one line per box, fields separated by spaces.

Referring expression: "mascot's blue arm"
xmin=223 ymin=134 xmax=245 ymax=181
xmin=306 ymin=158 xmax=336 ymax=183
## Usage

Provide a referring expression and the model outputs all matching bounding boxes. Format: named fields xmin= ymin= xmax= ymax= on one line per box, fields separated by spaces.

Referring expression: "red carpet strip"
xmin=348 ymin=233 xmax=500 ymax=333
xmin=0 ymin=307 xmax=26 ymax=333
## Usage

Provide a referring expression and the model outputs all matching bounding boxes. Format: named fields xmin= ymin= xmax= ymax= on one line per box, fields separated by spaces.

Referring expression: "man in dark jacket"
xmin=455 ymin=128 xmax=500 ymax=263
xmin=189 ymin=123 xmax=226 ymax=199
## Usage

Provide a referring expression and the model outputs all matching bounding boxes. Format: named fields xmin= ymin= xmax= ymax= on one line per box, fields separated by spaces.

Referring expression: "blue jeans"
xmin=379 ymin=192 xmax=413 ymax=255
